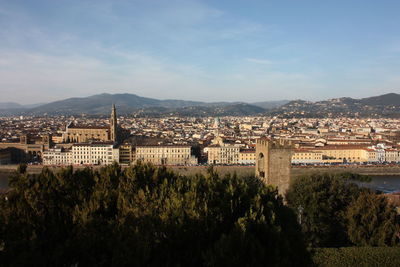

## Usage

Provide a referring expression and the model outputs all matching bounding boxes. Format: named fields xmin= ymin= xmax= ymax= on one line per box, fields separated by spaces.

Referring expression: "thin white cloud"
xmin=0 ymin=49 xmax=208 ymax=103
xmin=245 ymin=58 xmax=274 ymax=64
xmin=0 ymin=0 xmax=294 ymax=104
xmin=0 ymin=48 xmax=325 ymax=104
xmin=3 ymin=0 xmax=397 ymax=103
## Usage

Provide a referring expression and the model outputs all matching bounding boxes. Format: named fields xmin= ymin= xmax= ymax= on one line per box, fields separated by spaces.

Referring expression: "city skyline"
xmin=1 ymin=0 xmax=400 ymax=104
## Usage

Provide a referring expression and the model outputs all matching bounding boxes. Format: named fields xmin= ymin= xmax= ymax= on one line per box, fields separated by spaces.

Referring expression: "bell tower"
xmin=110 ymin=104 xmax=117 ymax=142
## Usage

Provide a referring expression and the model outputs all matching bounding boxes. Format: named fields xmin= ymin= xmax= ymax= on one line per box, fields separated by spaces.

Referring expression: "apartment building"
xmin=42 ymin=147 xmax=72 ymax=165
xmin=239 ymin=149 xmax=256 ymax=165
xmin=292 ymin=145 xmax=400 ymax=164
xmin=314 ymin=146 xmax=366 ymax=163
xmin=386 ymin=149 xmax=400 ymax=162
xmin=119 ymin=144 xmax=134 ymax=165
xmin=72 ymin=142 xmax=119 ymax=165
xmin=206 ymin=144 xmax=240 ymax=165
xmin=292 ymin=150 xmax=323 ymax=164
xmin=136 ymin=145 xmax=195 ymax=165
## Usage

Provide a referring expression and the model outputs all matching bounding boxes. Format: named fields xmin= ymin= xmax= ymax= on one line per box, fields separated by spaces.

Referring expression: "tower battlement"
xmin=256 ymin=137 xmax=293 ymax=149
xmin=255 ymin=137 xmax=292 ymax=196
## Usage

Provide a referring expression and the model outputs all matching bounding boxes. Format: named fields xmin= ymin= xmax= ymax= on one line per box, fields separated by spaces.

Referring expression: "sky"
xmin=0 ymin=0 xmax=400 ymax=104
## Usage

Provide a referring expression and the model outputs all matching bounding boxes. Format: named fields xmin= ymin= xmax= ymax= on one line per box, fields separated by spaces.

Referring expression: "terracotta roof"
xmin=327 ymin=139 xmax=371 ymax=142
xmin=207 ymin=144 xmax=221 ymax=148
xmin=293 ymin=149 xmax=321 ymax=153
xmin=68 ymin=125 xmax=109 ymax=129
xmin=74 ymin=142 xmax=114 ymax=146
xmin=313 ymin=145 xmax=368 ymax=150
xmin=136 ymin=145 xmax=191 ymax=148
xmin=240 ymin=149 xmax=255 ymax=153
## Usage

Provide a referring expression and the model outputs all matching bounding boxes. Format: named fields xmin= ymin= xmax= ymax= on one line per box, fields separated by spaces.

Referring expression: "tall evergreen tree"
xmin=286 ymin=173 xmax=366 ymax=247
xmin=0 ymin=163 xmax=310 ymax=267
xmin=346 ymin=191 xmax=400 ymax=246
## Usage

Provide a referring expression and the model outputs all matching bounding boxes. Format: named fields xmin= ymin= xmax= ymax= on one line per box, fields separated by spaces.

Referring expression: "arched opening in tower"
xmin=258 ymin=152 xmax=265 ymax=178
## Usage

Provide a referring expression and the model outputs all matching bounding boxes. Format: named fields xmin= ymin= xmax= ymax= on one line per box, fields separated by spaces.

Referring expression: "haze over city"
xmin=1 ymin=0 xmax=400 ymax=104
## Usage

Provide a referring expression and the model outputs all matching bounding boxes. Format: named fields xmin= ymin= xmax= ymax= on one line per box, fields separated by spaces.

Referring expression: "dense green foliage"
xmin=312 ymin=247 xmax=400 ymax=267
xmin=346 ymin=192 xmax=400 ymax=246
xmin=286 ymin=172 xmax=400 ymax=248
xmin=0 ymin=163 xmax=310 ymax=267
xmin=286 ymin=173 xmax=365 ymax=247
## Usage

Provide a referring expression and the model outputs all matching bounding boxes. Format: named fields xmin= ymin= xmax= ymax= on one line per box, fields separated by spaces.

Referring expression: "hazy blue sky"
xmin=1 ymin=0 xmax=400 ymax=104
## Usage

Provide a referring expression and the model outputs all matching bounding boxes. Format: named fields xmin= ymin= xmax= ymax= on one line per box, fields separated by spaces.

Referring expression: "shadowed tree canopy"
xmin=0 ymin=163 xmax=310 ymax=267
xmin=286 ymin=173 xmax=368 ymax=247
xmin=286 ymin=172 xmax=400 ymax=249
xmin=346 ymin=191 xmax=400 ymax=247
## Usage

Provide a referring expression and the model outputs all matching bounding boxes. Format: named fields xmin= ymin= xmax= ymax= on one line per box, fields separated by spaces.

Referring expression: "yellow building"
xmin=293 ymin=145 xmax=400 ymax=164
xmin=313 ymin=146 xmax=367 ymax=163
xmin=52 ymin=134 xmax=63 ymax=144
xmin=292 ymin=150 xmax=323 ymax=164
xmin=206 ymin=144 xmax=240 ymax=165
xmin=363 ymin=149 xmax=378 ymax=163
xmin=239 ymin=149 xmax=256 ymax=165
xmin=136 ymin=145 xmax=195 ymax=165
xmin=326 ymin=139 xmax=372 ymax=146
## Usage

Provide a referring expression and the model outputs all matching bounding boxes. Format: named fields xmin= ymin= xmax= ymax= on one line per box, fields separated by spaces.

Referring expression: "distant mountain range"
xmin=0 ymin=102 xmax=44 ymax=110
xmin=0 ymin=92 xmax=399 ymax=117
xmin=271 ymin=93 xmax=400 ymax=118
xmin=29 ymin=93 xmax=204 ymax=115
xmin=0 ymin=93 xmax=287 ymax=116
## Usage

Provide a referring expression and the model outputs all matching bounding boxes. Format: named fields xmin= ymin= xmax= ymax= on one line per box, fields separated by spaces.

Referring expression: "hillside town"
xmin=1 ymin=106 xmax=400 ymax=166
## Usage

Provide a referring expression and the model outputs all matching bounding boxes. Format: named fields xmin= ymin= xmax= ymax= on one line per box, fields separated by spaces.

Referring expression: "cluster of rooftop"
xmin=1 ymin=110 xmax=400 ymax=166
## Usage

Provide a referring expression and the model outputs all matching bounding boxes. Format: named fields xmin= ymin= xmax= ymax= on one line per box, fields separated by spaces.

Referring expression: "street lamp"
xmin=298 ymin=205 xmax=304 ymax=225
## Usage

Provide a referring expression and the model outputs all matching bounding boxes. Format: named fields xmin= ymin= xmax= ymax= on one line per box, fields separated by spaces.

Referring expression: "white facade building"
xmin=42 ymin=148 xmax=73 ymax=165
xmin=43 ymin=143 xmax=119 ymax=165
xmin=72 ymin=142 xmax=119 ymax=165
xmin=205 ymin=136 xmax=241 ymax=165
xmin=206 ymin=144 xmax=240 ymax=165
xmin=386 ymin=149 xmax=400 ymax=163
xmin=136 ymin=145 xmax=196 ymax=165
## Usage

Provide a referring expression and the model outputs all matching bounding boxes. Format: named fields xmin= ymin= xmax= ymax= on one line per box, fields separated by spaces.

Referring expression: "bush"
xmin=313 ymin=247 xmax=400 ymax=267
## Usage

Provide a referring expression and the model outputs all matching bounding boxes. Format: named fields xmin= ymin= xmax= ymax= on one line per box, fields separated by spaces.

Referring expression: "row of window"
xmin=137 ymin=149 xmax=189 ymax=153
xmin=141 ymin=155 xmax=189 ymax=158
xmin=74 ymin=147 xmax=112 ymax=150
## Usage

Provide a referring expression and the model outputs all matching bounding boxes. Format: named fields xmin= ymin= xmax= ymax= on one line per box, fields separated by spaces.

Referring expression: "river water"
xmin=356 ymin=175 xmax=400 ymax=193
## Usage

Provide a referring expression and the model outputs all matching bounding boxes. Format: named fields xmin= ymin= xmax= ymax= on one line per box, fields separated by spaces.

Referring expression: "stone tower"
xmin=110 ymin=104 xmax=117 ymax=142
xmin=255 ymin=137 xmax=293 ymax=196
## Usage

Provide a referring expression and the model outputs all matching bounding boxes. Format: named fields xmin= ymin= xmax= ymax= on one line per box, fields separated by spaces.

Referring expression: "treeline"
xmin=0 ymin=163 xmax=309 ymax=266
xmin=0 ymin=164 xmax=399 ymax=266
xmin=313 ymin=247 xmax=400 ymax=267
xmin=286 ymin=173 xmax=400 ymax=248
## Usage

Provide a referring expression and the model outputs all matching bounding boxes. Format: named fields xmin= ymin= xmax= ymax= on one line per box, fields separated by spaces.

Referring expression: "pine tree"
xmin=346 ymin=191 xmax=400 ymax=246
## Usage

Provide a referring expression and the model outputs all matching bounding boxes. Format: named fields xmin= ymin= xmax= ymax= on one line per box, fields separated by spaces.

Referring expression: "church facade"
xmin=62 ymin=104 xmax=119 ymax=143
